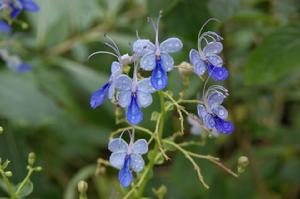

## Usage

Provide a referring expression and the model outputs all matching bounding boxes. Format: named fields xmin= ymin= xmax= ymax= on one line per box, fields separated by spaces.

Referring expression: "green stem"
xmin=15 ymin=168 xmax=34 ymax=196
xmin=0 ymin=170 xmax=16 ymax=199
xmin=135 ymin=91 xmax=165 ymax=198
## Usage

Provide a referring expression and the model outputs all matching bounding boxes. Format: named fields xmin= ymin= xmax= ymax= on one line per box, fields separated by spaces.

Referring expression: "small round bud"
xmin=28 ymin=152 xmax=36 ymax=166
xmin=0 ymin=126 xmax=3 ymax=134
xmin=5 ymin=171 xmax=13 ymax=177
xmin=21 ymin=22 xmax=28 ymax=29
xmin=78 ymin=180 xmax=88 ymax=193
xmin=35 ymin=166 xmax=42 ymax=172
xmin=238 ymin=156 xmax=249 ymax=167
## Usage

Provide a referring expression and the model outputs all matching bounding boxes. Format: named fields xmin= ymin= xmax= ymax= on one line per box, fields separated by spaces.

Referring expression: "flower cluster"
xmin=91 ymin=16 xmax=234 ymax=187
xmin=0 ymin=0 xmax=39 ymax=33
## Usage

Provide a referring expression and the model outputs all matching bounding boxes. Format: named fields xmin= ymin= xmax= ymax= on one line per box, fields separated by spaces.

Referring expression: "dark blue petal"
xmin=207 ymin=64 xmax=228 ymax=81
xmin=19 ymin=0 xmax=40 ymax=12
xmin=214 ymin=117 xmax=234 ymax=134
xmin=16 ymin=63 xmax=32 ymax=72
xmin=126 ymin=95 xmax=143 ymax=125
xmin=9 ymin=3 xmax=22 ymax=18
xmin=90 ymin=82 xmax=110 ymax=109
xmin=150 ymin=58 xmax=168 ymax=90
xmin=0 ymin=20 xmax=11 ymax=33
xmin=118 ymin=155 xmax=133 ymax=187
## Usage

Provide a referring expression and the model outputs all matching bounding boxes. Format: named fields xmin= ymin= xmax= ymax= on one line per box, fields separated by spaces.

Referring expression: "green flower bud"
xmin=5 ymin=171 xmax=13 ymax=177
xmin=0 ymin=126 xmax=3 ymax=134
xmin=28 ymin=152 xmax=36 ymax=166
xmin=35 ymin=166 xmax=42 ymax=172
xmin=238 ymin=156 xmax=249 ymax=167
xmin=78 ymin=180 xmax=88 ymax=193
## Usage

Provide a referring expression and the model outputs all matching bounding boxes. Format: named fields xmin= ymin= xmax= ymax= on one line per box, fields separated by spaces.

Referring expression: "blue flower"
xmin=189 ymin=30 xmax=228 ymax=81
xmin=108 ymin=138 xmax=148 ymax=187
xmin=0 ymin=0 xmax=39 ymax=18
xmin=197 ymin=86 xmax=234 ymax=134
xmin=133 ymin=15 xmax=183 ymax=90
xmin=0 ymin=49 xmax=32 ymax=72
xmin=0 ymin=20 xmax=11 ymax=33
xmin=116 ymin=74 xmax=155 ymax=125
xmin=90 ymin=61 xmax=122 ymax=109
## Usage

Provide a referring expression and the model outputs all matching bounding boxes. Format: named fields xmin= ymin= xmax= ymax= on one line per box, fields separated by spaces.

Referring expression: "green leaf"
xmin=0 ymin=71 xmax=63 ymax=125
xmin=244 ymin=23 xmax=300 ymax=85
xmin=16 ymin=180 xmax=34 ymax=198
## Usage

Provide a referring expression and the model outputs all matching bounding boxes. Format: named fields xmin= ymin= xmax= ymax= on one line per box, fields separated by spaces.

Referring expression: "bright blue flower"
xmin=90 ymin=61 xmax=122 ymax=109
xmin=116 ymin=74 xmax=155 ymax=125
xmin=135 ymin=38 xmax=182 ymax=90
xmin=189 ymin=30 xmax=228 ymax=81
xmin=197 ymin=86 xmax=234 ymax=135
xmin=108 ymin=138 xmax=148 ymax=187
xmin=0 ymin=20 xmax=11 ymax=33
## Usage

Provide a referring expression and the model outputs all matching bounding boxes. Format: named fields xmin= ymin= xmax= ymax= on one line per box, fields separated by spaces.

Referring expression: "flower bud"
xmin=238 ymin=156 xmax=249 ymax=167
xmin=35 ymin=166 xmax=42 ymax=172
xmin=28 ymin=152 xmax=36 ymax=166
xmin=5 ymin=171 xmax=13 ymax=177
xmin=78 ymin=180 xmax=88 ymax=194
xmin=0 ymin=126 xmax=3 ymax=134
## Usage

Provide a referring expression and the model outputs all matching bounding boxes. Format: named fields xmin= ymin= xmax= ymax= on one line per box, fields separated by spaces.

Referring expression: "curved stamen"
xmin=105 ymin=34 xmax=121 ymax=57
xmin=87 ymin=51 xmax=119 ymax=60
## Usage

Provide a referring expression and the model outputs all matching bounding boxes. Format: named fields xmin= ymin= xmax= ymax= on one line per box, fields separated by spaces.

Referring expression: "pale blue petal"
xmin=207 ymin=92 xmax=225 ymax=109
xmin=109 ymin=152 xmax=126 ymax=169
xmin=117 ymin=91 xmax=132 ymax=108
xmin=203 ymin=114 xmax=215 ymax=129
xmin=132 ymin=139 xmax=148 ymax=154
xmin=111 ymin=61 xmax=121 ymax=74
xmin=189 ymin=49 xmax=206 ymax=76
xmin=137 ymin=92 xmax=153 ymax=108
xmin=160 ymin=38 xmax=183 ymax=53
xmin=161 ymin=52 xmax=174 ymax=72
xmin=116 ymin=75 xmax=132 ymax=91
xmin=130 ymin=154 xmax=145 ymax=173
xmin=132 ymin=39 xmax=155 ymax=56
xmin=140 ymin=53 xmax=156 ymax=71
xmin=197 ymin=104 xmax=207 ymax=119
xmin=137 ymin=78 xmax=155 ymax=94
xmin=203 ymin=42 xmax=223 ymax=56
xmin=207 ymin=54 xmax=223 ymax=67
xmin=108 ymin=138 xmax=128 ymax=153
xmin=212 ymin=105 xmax=228 ymax=119
xmin=108 ymin=82 xmax=115 ymax=101
xmin=187 ymin=116 xmax=202 ymax=136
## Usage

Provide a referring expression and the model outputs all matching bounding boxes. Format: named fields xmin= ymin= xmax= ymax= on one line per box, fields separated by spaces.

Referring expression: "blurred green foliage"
xmin=0 ymin=0 xmax=300 ymax=198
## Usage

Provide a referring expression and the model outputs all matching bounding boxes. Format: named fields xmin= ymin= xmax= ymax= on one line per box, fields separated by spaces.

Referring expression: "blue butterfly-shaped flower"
xmin=189 ymin=27 xmax=228 ymax=81
xmin=197 ymin=86 xmax=234 ymax=134
xmin=90 ymin=61 xmax=122 ymax=108
xmin=116 ymin=74 xmax=155 ymax=125
xmin=108 ymin=138 xmax=148 ymax=187
xmin=133 ymin=15 xmax=183 ymax=90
